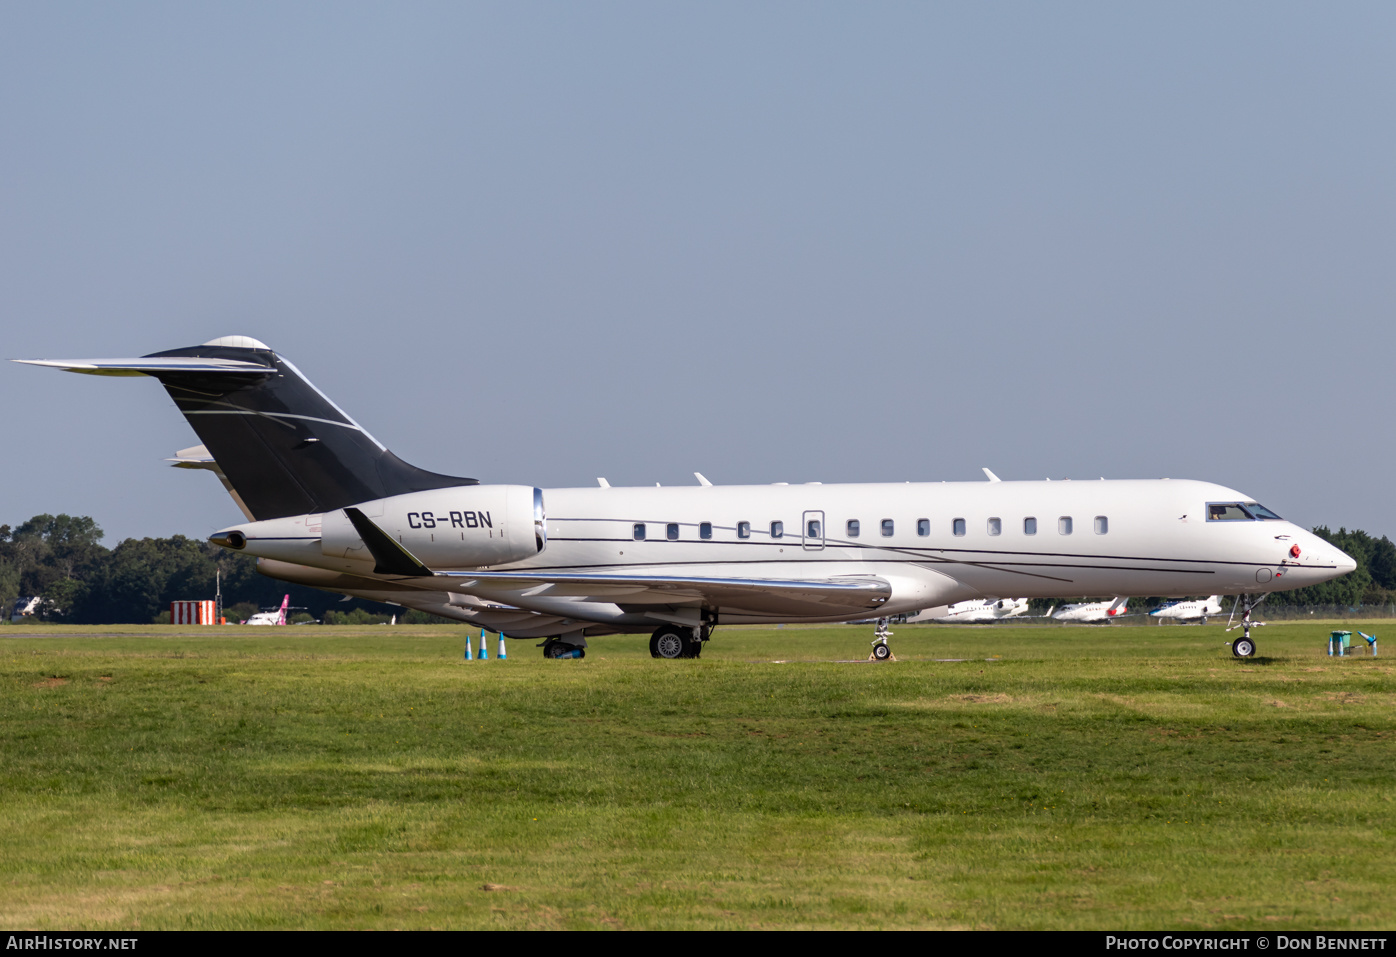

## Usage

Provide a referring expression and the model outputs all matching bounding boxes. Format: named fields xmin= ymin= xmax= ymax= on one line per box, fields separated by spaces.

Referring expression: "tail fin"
xmin=1107 ymin=597 xmax=1128 ymax=615
xmin=17 ymin=336 xmax=475 ymax=519
xmin=277 ymin=594 xmax=289 ymax=625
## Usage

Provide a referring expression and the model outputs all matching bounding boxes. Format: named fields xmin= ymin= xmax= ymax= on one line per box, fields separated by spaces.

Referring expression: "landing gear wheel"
xmin=650 ymin=626 xmax=695 ymax=659
xmin=872 ymin=642 xmax=892 ymax=661
xmin=543 ymin=641 xmax=584 ymax=659
xmin=1232 ymin=636 xmax=1256 ymax=658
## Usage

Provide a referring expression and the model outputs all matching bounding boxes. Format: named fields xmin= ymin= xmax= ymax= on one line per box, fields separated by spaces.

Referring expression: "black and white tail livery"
xmin=23 ymin=335 xmax=473 ymax=521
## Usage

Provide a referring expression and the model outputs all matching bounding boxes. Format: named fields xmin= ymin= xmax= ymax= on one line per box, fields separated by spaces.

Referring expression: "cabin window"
xmin=952 ymin=518 xmax=966 ymax=537
xmin=633 ymin=523 xmax=646 ymax=541
xmin=771 ymin=521 xmax=784 ymax=539
xmin=807 ymin=519 xmax=821 ymax=538
xmin=881 ymin=519 xmax=894 ymax=537
xmin=1024 ymin=517 xmax=1037 ymax=535
xmin=917 ymin=518 xmax=930 ymax=537
xmin=846 ymin=519 xmax=860 ymax=538
xmin=1059 ymin=516 xmax=1073 ymax=535
xmin=700 ymin=522 xmax=713 ymax=540
xmin=667 ymin=523 xmax=679 ymax=541
xmin=1208 ymin=503 xmax=1254 ymax=521
xmin=987 ymin=517 xmax=1001 ymax=536
xmin=1094 ymin=516 xmax=1108 ymax=535
xmin=737 ymin=521 xmax=751 ymax=539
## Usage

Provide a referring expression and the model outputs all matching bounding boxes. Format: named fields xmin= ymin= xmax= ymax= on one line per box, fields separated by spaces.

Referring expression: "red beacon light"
xmin=1290 ymin=544 xmax=1302 ymax=559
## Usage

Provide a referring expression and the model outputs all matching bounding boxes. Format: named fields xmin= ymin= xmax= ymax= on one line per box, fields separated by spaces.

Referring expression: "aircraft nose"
xmin=1334 ymin=546 xmax=1357 ymax=575
xmin=1293 ymin=529 xmax=1356 ymax=576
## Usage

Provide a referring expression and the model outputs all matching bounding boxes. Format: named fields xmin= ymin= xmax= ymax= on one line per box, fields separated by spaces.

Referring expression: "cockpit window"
xmin=1245 ymin=502 xmax=1283 ymax=520
xmin=1207 ymin=503 xmax=1254 ymax=521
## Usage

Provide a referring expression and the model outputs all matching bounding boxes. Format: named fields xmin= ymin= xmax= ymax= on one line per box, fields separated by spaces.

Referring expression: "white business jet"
xmin=908 ymin=598 xmax=1033 ymax=623
xmin=16 ymin=337 xmax=1355 ymax=660
xmin=1149 ymin=595 xmax=1224 ymax=623
xmin=1051 ymin=597 xmax=1130 ymax=623
xmin=244 ymin=594 xmax=289 ymax=626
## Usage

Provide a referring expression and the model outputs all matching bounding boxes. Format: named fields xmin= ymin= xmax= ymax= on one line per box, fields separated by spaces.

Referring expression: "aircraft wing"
xmin=435 ymin=570 xmax=893 ymax=616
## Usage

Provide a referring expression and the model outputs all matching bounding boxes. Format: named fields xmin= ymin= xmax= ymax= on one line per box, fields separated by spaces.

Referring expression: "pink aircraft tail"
xmin=276 ymin=594 xmax=289 ymax=625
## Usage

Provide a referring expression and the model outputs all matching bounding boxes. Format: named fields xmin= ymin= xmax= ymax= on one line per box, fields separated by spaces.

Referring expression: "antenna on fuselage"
xmin=694 ymin=472 xmax=713 ymax=486
xmin=982 ymin=468 xmax=1002 ymax=482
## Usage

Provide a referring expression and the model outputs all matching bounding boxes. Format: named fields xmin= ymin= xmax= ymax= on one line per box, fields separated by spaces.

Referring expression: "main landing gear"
xmin=870 ymin=617 xmax=895 ymax=661
xmin=539 ymin=638 xmax=585 ymax=659
xmin=1225 ymin=594 xmax=1266 ymax=659
xmin=650 ymin=624 xmax=706 ymax=659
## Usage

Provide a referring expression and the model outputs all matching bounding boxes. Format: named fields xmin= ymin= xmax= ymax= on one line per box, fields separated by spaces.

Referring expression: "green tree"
xmin=1 ymin=515 xmax=108 ymax=618
xmin=1368 ymin=536 xmax=1396 ymax=591
xmin=76 ymin=535 xmax=217 ymax=623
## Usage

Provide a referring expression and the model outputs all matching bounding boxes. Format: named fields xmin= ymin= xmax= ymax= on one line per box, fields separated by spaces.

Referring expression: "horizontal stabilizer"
xmin=167 ymin=444 xmax=218 ymax=469
xmin=13 ymin=356 xmax=270 ymax=376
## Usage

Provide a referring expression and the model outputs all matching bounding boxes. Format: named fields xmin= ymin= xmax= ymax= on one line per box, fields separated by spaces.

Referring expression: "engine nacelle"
xmin=323 ymin=485 xmax=543 ymax=569
xmin=211 ymin=485 xmax=544 ymax=574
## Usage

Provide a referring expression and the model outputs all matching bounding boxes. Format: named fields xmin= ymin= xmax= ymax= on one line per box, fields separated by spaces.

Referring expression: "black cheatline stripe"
xmin=477 ymin=555 xmax=1221 ymax=579
xmin=543 ymin=536 xmax=1285 ymax=572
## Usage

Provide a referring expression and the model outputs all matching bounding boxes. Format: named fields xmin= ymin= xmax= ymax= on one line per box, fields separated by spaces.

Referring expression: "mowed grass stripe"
xmin=1 ymin=622 xmax=1392 ymax=929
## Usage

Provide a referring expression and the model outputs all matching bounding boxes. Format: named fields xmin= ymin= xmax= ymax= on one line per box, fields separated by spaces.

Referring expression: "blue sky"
xmin=3 ymin=2 xmax=1393 ymax=543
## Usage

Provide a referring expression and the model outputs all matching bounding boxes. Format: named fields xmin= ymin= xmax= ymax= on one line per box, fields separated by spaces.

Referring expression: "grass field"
xmin=1 ymin=620 xmax=1393 ymax=930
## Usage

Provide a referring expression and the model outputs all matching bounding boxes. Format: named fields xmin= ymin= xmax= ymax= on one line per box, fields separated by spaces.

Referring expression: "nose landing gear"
xmin=869 ymin=617 xmax=896 ymax=661
xmin=1225 ymin=594 xmax=1266 ymax=658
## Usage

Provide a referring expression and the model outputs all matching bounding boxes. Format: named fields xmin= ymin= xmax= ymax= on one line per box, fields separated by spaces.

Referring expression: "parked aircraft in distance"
xmin=907 ymin=598 xmax=1034 ymax=623
xmin=1149 ymin=595 xmax=1224 ymax=623
xmin=17 ymin=336 xmax=1357 ymax=660
xmin=244 ymin=594 xmax=289 ymax=626
xmin=1052 ymin=597 xmax=1130 ymax=623
xmin=10 ymin=597 xmax=41 ymax=622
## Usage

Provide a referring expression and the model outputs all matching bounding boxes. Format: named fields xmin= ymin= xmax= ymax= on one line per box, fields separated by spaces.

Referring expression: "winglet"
xmin=343 ymin=507 xmax=434 ymax=577
xmin=982 ymin=468 xmax=1001 ymax=482
xmin=694 ymin=472 xmax=713 ymax=487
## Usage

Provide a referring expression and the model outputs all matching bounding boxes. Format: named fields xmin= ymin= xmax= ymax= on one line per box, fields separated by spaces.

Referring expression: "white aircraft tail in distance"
xmin=1149 ymin=595 xmax=1224 ymax=623
xmin=244 ymin=594 xmax=289 ymax=626
xmin=16 ymin=336 xmax=1359 ymax=661
xmin=1051 ymin=597 xmax=1129 ymax=623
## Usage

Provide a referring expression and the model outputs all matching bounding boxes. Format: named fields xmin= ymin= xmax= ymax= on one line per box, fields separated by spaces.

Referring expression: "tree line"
xmin=2 ymin=513 xmax=1393 ymax=624
xmin=0 ymin=514 xmax=429 ymax=624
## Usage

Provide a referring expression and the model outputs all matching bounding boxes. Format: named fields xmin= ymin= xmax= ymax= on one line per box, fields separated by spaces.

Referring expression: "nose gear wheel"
xmin=869 ymin=617 xmax=896 ymax=661
xmin=1225 ymin=594 xmax=1266 ymax=659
